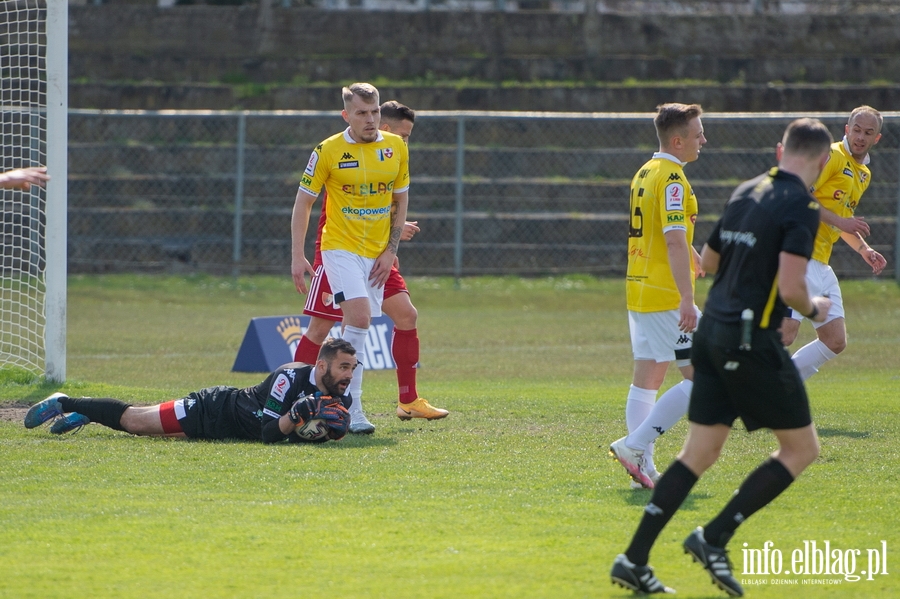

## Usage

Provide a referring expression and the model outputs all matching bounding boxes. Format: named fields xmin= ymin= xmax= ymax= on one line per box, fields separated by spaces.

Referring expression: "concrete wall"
xmin=67 ymin=6 xmax=900 ymax=111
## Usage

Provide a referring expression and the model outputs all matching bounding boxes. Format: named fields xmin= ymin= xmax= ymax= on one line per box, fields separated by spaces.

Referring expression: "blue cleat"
xmin=49 ymin=413 xmax=91 ymax=435
xmin=24 ymin=392 xmax=68 ymax=428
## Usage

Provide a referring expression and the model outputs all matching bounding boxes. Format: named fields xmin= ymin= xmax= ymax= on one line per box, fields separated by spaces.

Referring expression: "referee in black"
xmin=610 ymin=118 xmax=834 ymax=597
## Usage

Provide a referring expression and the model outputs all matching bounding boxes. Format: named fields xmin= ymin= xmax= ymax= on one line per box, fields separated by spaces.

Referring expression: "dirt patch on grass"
xmin=0 ymin=405 xmax=28 ymax=423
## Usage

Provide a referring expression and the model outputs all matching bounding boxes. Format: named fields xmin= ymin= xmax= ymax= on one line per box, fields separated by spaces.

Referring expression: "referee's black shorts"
xmin=689 ymin=316 xmax=812 ymax=432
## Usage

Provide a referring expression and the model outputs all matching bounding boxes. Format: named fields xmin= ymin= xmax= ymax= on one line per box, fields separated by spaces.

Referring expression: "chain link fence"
xmin=68 ymin=109 xmax=899 ymax=279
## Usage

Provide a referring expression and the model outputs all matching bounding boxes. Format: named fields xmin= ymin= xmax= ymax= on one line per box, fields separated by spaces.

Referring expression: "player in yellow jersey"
xmin=294 ymin=101 xmax=448 ymax=434
xmin=781 ymin=106 xmax=887 ymax=381
xmin=610 ymin=103 xmax=706 ymax=490
xmin=291 ymin=83 xmax=410 ymax=431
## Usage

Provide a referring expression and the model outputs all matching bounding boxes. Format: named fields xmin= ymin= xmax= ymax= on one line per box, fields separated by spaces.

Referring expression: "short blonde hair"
xmin=342 ymin=83 xmax=380 ymax=110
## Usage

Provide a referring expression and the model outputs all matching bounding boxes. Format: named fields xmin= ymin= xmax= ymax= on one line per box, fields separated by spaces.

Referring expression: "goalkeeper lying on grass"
xmin=24 ymin=338 xmax=356 ymax=444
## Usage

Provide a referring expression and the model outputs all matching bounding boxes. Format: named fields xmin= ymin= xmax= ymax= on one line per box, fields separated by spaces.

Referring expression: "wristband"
xmin=804 ymin=305 xmax=819 ymax=320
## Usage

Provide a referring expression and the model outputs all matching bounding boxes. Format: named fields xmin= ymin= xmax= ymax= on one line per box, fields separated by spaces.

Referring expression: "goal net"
xmin=0 ymin=1 xmax=66 ymax=381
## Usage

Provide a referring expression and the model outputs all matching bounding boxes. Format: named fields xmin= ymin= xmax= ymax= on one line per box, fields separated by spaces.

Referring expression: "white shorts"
xmin=628 ymin=306 xmax=701 ymax=366
xmin=789 ymin=259 xmax=844 ymax=326
xmin=320 ymin=250 xmax=384 ymax=317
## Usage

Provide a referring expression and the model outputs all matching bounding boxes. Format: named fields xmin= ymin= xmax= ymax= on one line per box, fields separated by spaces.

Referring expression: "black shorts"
xmin=176 ymin=385 xmax=245 ymax=440
xmin=688 ymin=317 xmax=812 ymax=432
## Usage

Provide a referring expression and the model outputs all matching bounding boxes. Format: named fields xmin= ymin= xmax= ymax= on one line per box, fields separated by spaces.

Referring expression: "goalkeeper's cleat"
xmin=683 ymin=527 xmax=744 ymax=597
xmin=24 ymin=392 xmax=68 ymax=428
xmin=49 ymin=413 xmax=91 ymax=435
xmin=609 ymin=436 xmax=655 ymax=489
xmin=348 ymin=412 xmax=375 ymax=435
xmin=396 ymin=398 xmax=449 ymax=421
xmin=610 ymin=553 xmax=675 ymax=594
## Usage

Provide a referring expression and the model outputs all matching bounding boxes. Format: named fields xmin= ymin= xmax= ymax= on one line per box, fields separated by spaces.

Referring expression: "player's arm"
xmin=290 ymin=188 xmax=318 ymax=294
xmin=260 ymin=411 xmax=297 ymax=443
xmin=699 ymin=243 xmax=720 ymax=275
xmin=818 ymin=205 xmax=870 ymax=237
xmin=839 ymin=230 xmax=886 ymax=275
xmin=664 ymin=229 xmax=697 ymax=332
xmin=691 ymin=244 xmax=706 ymax=278
xmin=393 ymin=220 xmax=419 ymax=269
xmin=0 ymin=166 xmax=50 ymax=190
xmin=811 ymin=156 xmax=869 ymax=237
xmin=778 ymin=252 xmax=830 ymax=322
xmin=370 ymin=189 xmax=409 ymax=287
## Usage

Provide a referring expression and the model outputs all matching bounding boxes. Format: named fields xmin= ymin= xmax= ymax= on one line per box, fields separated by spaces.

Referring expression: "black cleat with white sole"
xmin=610 ymin=553 xmax=675 ymax=594
xmin=683 ymin=527 xmax=744 ymax=597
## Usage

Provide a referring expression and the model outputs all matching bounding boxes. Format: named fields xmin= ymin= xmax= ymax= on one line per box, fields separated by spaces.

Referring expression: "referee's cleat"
xmin=683 ymin=527 xmax=744 ymax=597
xmin=24 ymin=392 xmax=68 ymax=428
xmin=348 ymin=412 xmax=376 ymax=435
xmin=609 ymin=436 xmax=655 ymax=489
xmin=396 ymin=398 xmax=449 ymax=421
xmin=49 ymin=412 xmax=91 ymax=435
xmin=610 ymin=553 xmax=675 ymax=594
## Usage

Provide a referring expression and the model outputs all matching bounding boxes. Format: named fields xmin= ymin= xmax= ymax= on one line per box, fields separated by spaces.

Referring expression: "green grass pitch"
xmin=1 ymin=274 xmax=898 ymax=598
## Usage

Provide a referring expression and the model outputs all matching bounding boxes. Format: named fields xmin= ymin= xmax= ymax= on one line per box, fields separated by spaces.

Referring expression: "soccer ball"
xmin=295 ymin=418 xmax=329 ymax=442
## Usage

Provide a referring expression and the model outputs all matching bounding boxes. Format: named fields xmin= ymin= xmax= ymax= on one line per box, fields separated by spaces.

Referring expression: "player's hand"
xmin=690 ymin=245 xmax=705 ymax=278
xmin=313 ymin=396 xmax=351 ymax=440
xmin=401 ymin=221 xmax=420 ymax=241
xmin=838 ymin=216 xmax=870 ymax=237
xmin=678 ymin=297 xmax=698 ymax=333
xmin=861 ymin=247 xmax=887 ymax=275
xmin=291 ymin=257 xmax=316 ymax=295
xmin=809 ymin=296 xmax=832 ymax=323
xmin=369 ymin=251 xmax=394 ymax=288
xmin=288 ymin=393 xmax=343 ymax=424
xmin=393 ymin=254 xmax=400 ymax=269
xmin=288 ymin=396 xmax=314 ymax=425
xmin=0 ymin=166 xmax=49 ymax=191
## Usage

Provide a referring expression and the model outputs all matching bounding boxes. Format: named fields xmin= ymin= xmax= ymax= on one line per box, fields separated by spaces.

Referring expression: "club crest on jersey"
xmin=859 ymin=172 xmax=868 ymax=183
xmin=665 ymin=183 xmax=684 ymax=211
xmin=376 ymin=148 xmax=393 ymax=161
xmin=322 ymin=292 xmax=342 ymax=310
xmin=270 ymin=373 xmax=291 ymax=403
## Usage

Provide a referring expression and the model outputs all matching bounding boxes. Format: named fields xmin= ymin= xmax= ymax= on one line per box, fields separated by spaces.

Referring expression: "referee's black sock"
xmin=624 ymin=460 xmax=698 ymax=566
xmin=703 ymin=458 xmax=795 ymax=548
xmin=60 ymin=397 xmax=131 ymax=432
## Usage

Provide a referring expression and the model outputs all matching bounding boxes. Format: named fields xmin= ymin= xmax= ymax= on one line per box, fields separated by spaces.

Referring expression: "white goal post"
xmin=0 ymin=0 xmax=67 ymax=381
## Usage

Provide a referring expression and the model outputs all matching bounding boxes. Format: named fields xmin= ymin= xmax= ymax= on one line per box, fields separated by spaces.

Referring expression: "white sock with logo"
xmin=791 ymin=338 xmax=837 ymax=381
xmin=627 ymin=379 xmax=692 ymax=453
xmin=625 ymin=385 xmax=657 ymax=434
xmin=341 ymin=324 xmax=369 ymax=415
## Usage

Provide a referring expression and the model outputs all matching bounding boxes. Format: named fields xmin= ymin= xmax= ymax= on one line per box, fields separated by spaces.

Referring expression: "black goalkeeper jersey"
xmin=703 ymin=167 xmax=820 ymax=330
xmin=181 ymin=364 xmax=349 ymax=443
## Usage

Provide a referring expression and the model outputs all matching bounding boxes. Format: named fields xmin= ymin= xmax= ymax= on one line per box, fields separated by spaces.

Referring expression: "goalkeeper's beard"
xmin=321 ymin=369 xmax=351 ymax=397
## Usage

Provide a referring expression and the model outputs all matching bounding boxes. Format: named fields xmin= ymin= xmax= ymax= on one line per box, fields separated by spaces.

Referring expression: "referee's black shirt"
xmin=704 ymin=167 xmax=820 ymax=330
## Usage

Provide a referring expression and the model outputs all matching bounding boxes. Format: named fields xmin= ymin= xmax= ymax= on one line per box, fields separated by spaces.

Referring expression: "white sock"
xmin=640 ymin=440 xmax=657 ymax=476
xmin=625 ymin=385 xmax=657 ymax=433
xmin=341 ymin=325 xmax=369 ymax=414
xmin=791 ymin=338 xmax=838 ymax=381
xmin=627 ymin=379 xmax=692 ymax=452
